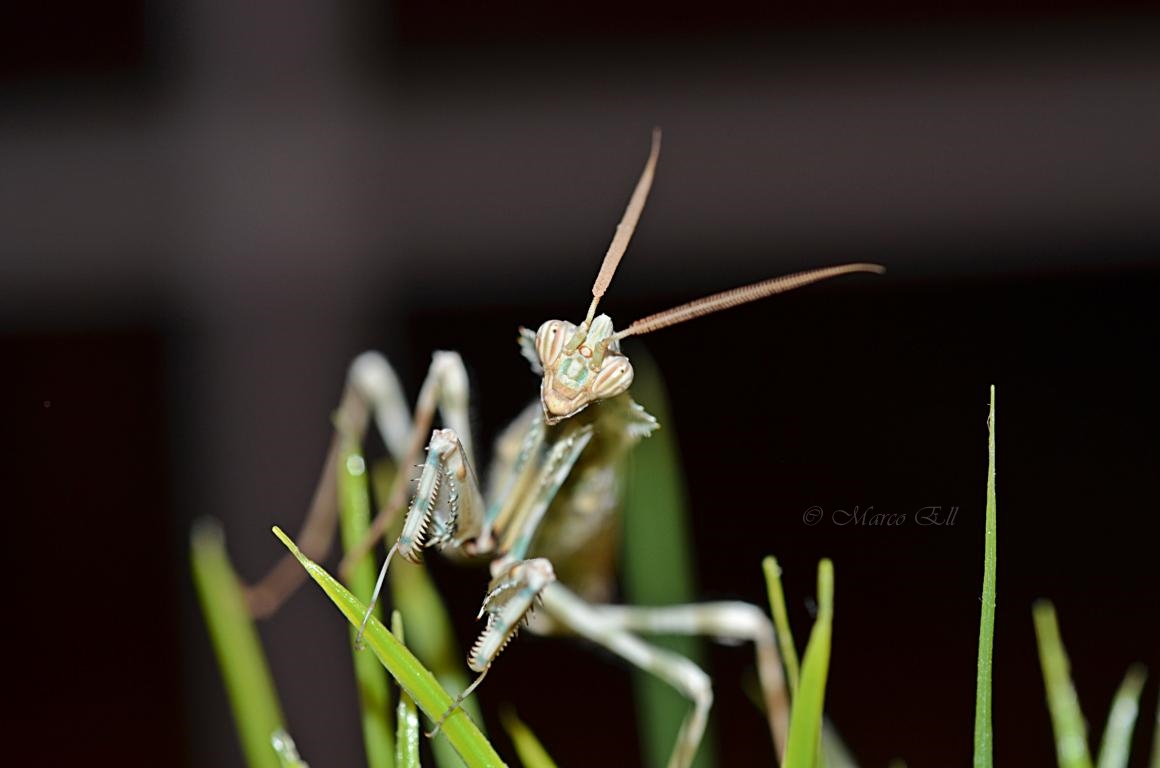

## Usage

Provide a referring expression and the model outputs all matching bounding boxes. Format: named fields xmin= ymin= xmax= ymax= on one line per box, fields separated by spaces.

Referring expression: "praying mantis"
xmin=245 ymin=130 xmax=883 ymax=767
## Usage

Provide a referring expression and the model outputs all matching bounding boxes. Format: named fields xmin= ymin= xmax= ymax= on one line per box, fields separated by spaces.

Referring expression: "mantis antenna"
xmin=613 ymin=262 xmax=887 ymax=340
xmin=584 ymin=127 xmax=663 ymax=326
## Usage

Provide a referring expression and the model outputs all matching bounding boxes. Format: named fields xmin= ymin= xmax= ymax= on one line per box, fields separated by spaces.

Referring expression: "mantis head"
xmin=534 ymin=314 xmax=633 ymax=425
xmin=525 ymin=129 xmax=884 ymax=426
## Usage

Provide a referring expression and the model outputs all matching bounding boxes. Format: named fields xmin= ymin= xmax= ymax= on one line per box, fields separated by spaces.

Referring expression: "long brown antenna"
xmin=615 ymin=263 xmax=885 ymax=339
xmin=585 ymin=128 xmax=662 ymax=325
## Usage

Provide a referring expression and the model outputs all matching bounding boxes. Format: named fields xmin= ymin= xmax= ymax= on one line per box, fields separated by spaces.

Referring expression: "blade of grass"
xmin=271 ymin=729 xmax=310 ymax=768
xmin=272 ymin=526 xmax=506 ymax=768
xmin=191 ymin=520 xmax=287 ymax=768
xmin=1151 ymin=686 xmax=1160 ymax=768
xmin=500 ymin=709 xmax=559 ymax=768
xmin=1033 ymin=601 xmax=1093 ymax=768
xmin=393 ymin=611 xmax=421 ymax=768
xmin=783 ymin=559 xmax=835 ymax=768
xmin=624 ymin=356 xmax=716 ymax=768
xmin=338 ymin=444 xmax=394 ymax=768
xmin=1096 ymin=665 xmax=1148 ymax=768
xmin=974 ymin=385 xmax=998 ymax=768
xmin=763 ymin=556 xmax=801 ymax=698
xmin=371 ymin=461 xmax=486 ymax=768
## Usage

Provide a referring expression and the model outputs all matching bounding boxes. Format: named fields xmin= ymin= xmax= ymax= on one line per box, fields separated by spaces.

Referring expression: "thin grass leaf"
xmin=1033 ymin=601 xmax=1093 ymax=768
xmin=1096 ymin=665 xmax=1148 ymax=768
xmin=191 ymin=520 xmax=287 ymax=768
xmin=372 ymin=461 xmax=486 ymax=768
xmin=763 ymin=556 xmax=801 ymax=698
xmin=393 ymin=611 xmax=421 ymax=768
xmin=338 ymin=444 xmax=394 ymax=768
xmin=783 ymin=559 xmax=835 ymax=768
xmin=500 ymin=709 xmax=559 ymax=768
xmin=1151 ymin=686 xmax=1160 ymax=768
xmin=272 ymin=526 xmax=506 ymax=768
xmin=271 ymin=729 xmax=310 ymax=768
xmin=624 ymin=356 xmax=715 ymax=768
xmin=974 ymin=385 xmax=998 ymax=768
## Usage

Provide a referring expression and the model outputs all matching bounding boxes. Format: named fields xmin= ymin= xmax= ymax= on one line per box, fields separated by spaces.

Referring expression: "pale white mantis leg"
xmin=584 ymin=601 xmax=788 ymax=757
xmin=540 ymin=582 xmax=714 ymax=768
xmin=341 ymin=350 xmax=475 ymax=577
xmin=245 ymin=350 xmax=471 ymax=617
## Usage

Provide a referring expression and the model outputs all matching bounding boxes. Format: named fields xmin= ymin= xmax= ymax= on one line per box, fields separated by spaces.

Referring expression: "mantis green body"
xmin=248 ymin=130 xmax=883 ymax=768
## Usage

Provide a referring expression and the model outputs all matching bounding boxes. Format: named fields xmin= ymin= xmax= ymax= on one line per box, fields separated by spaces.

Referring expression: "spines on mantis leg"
xmin=468 ymin=558 xmax=556 ymax=673
xmin=397 ymin=428 xmax=485 ymax=562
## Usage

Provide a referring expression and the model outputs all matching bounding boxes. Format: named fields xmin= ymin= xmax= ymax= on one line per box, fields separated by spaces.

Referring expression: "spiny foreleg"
xmin=246 ymin=349 xmax=475 ymax=618
xmin=356 ymin=427 xmax=485 ymax=645
xmin=427 ymin=557 xmax=557 ymax=735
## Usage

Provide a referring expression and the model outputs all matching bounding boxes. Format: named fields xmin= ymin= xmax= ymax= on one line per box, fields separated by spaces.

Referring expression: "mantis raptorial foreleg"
xmin=428 ymin=556 xmax=557 ymax=736
xmin=355 ymin=426 xmax=487 ymax=644
xmin=246 ymin=350 xmax=475 ymax=617
xmin=540 ymin=583 xmax=715 ymax=768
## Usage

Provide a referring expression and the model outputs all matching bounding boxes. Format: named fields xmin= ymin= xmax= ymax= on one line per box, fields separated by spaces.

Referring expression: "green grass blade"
xmin=1033 ymin=601 xmax=1093 ymax=768
xmin=392 ymin=611 xmax=421 ymax=768
xmin=371 ymin=461 xmax=486 ymax=768
xmin=271 ymin=729 xmax=310 ymax=767
xmin=500 ymin=709 xmax=559 ymax=768
xmin=623 ymin=357 xmax=715 ymax=768
xmin=783 ymin=559 xmax=835 ymax=768
xmin=1096 ymin=665 xmax=1148 ymax=768
xmin=338 ymin=444 xmax=395 ymax=768
xmin=763 ymin=556 xmax=801 ymax=698
xmin=272 ymin=526 xmax=506 ymax=768
xmin=1151 ymin=685 xmax=1160 ymax=768
xmin=191 ymin=520 xmax=287 ymax=768
xmin=974 ymin=385 xmax=998 ymax=768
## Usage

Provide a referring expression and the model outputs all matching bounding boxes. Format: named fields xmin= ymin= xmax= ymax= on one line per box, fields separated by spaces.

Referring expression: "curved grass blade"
xmin=783 ymin=559 xmax=835 ymax=768
xmin=1096 ymin=664 xmax=1148 ymax=768
xmin=272 ymin=526 xmax=506 ymax=768
xmin=974 ymin=385 xmax=998 ymax=768
xmin=500 ymin=709 xmax=559 ymax=768
xmin=763 ymin=556 xmax=801 ymax=699
xmin=623 ymin=356 xmax=715 ymax=768
xmin=392 ymin=611 xmax=421 ymax=768
xmin=1033 ymin=601 xmax=1093 ymax=768
xmin=339 ymin=444 xmax=394 ymax=768
xmin=191 ymin=520 xmax=288 ymax=768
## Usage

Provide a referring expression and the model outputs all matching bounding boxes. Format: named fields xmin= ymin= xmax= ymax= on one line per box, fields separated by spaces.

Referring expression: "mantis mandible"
xmin=245 ymin=130 xmax=883 ymax=767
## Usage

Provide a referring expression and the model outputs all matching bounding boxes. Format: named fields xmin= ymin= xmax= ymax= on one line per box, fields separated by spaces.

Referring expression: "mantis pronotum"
xmin=246 ymin=130 xmax=883 ymax=767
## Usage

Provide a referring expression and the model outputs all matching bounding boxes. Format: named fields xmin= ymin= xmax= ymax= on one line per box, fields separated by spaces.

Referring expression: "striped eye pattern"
xmin=535 ymin=320 xmax=574 ymax=367
xmin=590 ymin=356 xmax=634 ymax=400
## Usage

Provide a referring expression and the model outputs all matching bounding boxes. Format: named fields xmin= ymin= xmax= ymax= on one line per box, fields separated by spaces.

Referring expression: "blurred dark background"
xmin=3 ymin=0 xmax=1158 ymax=765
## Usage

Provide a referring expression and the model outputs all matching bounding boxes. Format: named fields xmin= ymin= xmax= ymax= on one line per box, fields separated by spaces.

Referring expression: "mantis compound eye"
xmin=534 ymin=319 xmax=574 ymax=367
xmin=590 ymin=355 xmax=635 ymax=400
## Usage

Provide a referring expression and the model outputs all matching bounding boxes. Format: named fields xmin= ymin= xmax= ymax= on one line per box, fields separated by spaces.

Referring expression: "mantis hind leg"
xmin=539 ymin=582 xmax=714 ymax=768
xmin=584 ymin=600 xmax=789 ymax=758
